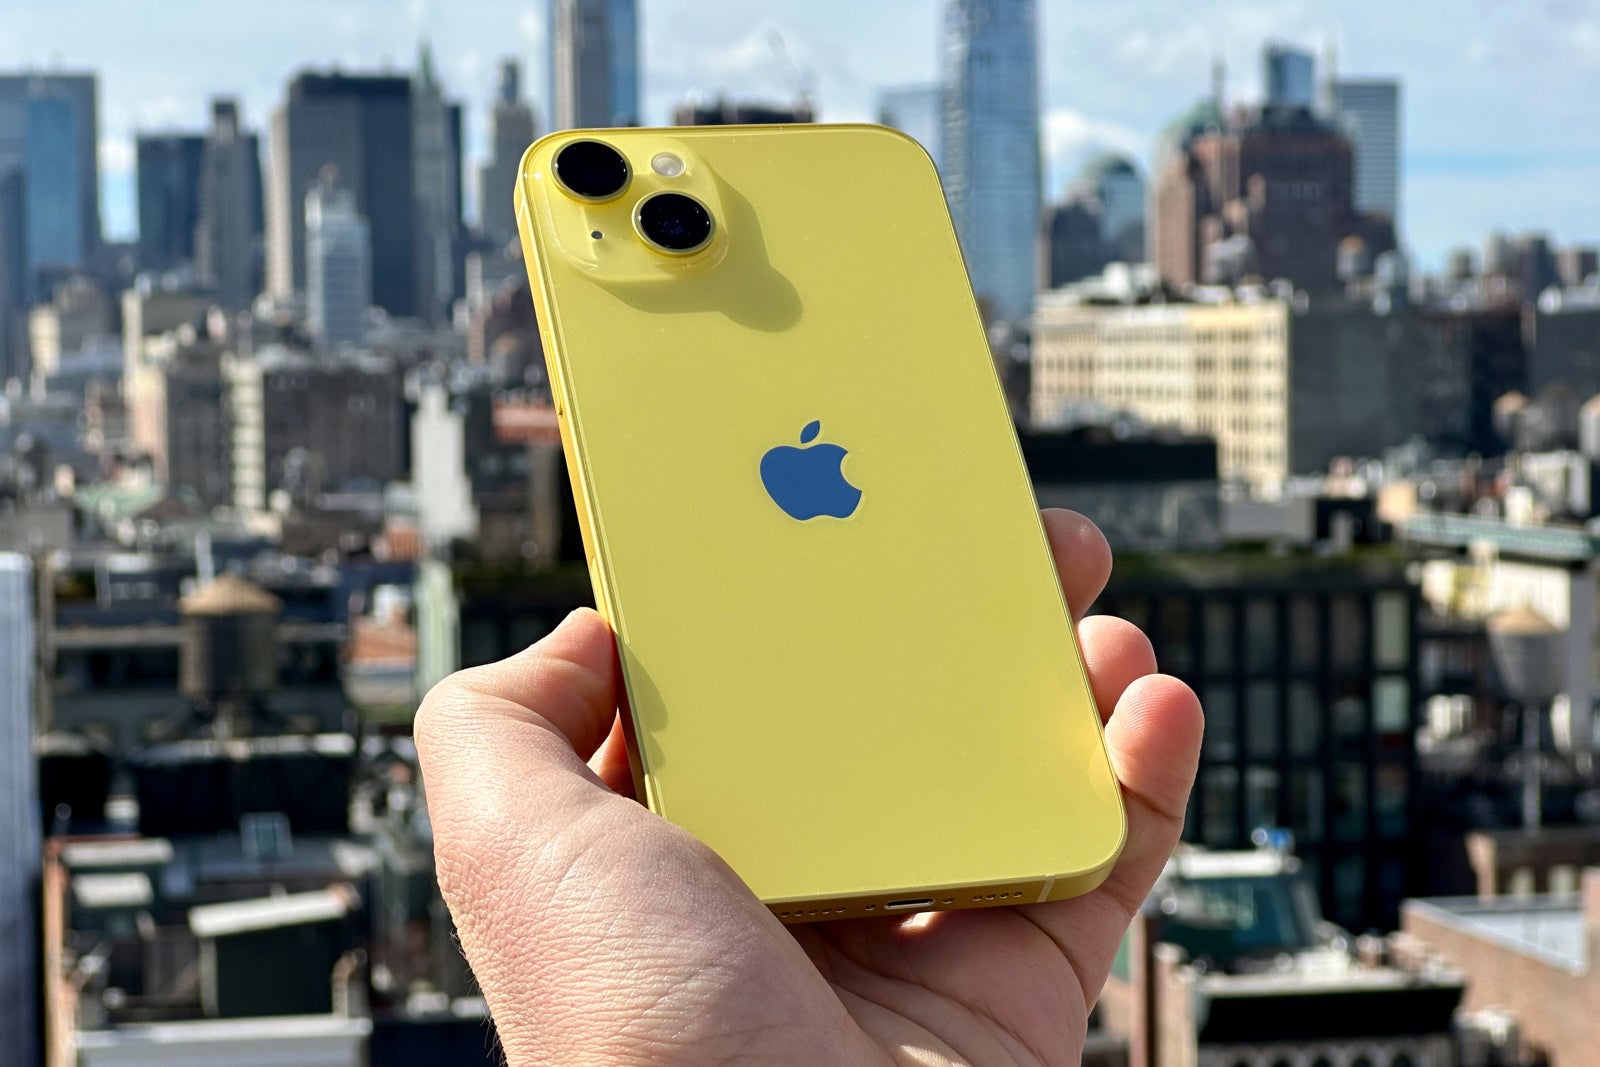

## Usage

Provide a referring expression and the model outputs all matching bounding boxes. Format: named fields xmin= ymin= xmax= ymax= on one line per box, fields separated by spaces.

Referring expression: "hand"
xmin=416 ymin=510 xmax=1203 ymax=1066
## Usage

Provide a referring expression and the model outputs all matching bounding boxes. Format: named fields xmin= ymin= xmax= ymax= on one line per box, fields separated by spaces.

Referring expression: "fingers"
xmin=1078 ymin=615 xmax=1157 ymax=724
xmin=417 ymin=608 xmax=618 ymax=767
xmin=1023 ymin=673 xmax=1202 ymax=996
xmin=1041 ymin=509 xmax=1112 ymax=620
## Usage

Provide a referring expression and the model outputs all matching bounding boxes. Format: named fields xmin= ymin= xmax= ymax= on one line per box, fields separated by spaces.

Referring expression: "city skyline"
xmin=2 ymin=1 xmax=1596 ymax=272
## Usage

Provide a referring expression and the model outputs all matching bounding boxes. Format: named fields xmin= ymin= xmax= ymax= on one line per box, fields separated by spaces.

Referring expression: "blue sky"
xmin=2 ymin=0 xmax=1596 ymax=271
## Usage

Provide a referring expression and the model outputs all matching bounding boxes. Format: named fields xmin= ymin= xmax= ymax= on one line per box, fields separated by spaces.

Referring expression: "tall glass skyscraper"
xmin=23 ymin=96 xmax=82 ymax=284
xmin=941 ymin=0 xmax=1041 ymax=328
xmin=609 ymin=0 xmax=640 ymax=126
xmin=1333 ymin=79 xmax=1401 ymax=228
xmin=551 ymin=0 xmax=640 ymax=129
xmin=1264 ymin=42 xmax=1316 ymax=110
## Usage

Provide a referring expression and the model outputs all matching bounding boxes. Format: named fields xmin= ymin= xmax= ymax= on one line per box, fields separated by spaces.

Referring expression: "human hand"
xmin=416 ymin=509 xmax=1203 ymax=1066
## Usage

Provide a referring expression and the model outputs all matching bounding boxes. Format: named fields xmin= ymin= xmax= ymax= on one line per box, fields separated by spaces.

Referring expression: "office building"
xmin=136 ymin=133 xmax=206 ymax=272
xmin=0 ymin=555 xmax=38 ymax=1067
xmin=124 ymin=330 xmax=232 ymax=507
xmin=608 ymin=0 xmax=640 ymax=126
xmin=551 ymin=0 xmax=619 ymax=130
xmin=0 ymin=72 xmax=101 ymax=275
xmin=1021 ymin=422 xmax=1221 ymax=553
xmin=23 ymin=95 xmax=85 ymax=295
xmin=1152 ymin=102 xmax=1358 ymax=293
xmin=1101 ymin=846 xmax=1464 ymax=1067
xmin=1040 ymin=154 xmax=1146 ymax=288
xmin=672 ymin=100 xmax=815 ymax=125
xmin=1332 ymin=79 xmax=1401 ymax=227
xmin=195 ymin=100 xmax=264 ymax=312
xmin=412 ymin=45 xmax=461 ymax=325
xmin=0 ymin=168 xmax=23 ymax=382
xmin=478 ymin=60 xmax=539 ymax=250
xmin=876 ymin=84 xmax=943 ymax=172
xmin=941 ymin=0 xmax=1042 ymax=327
xmin=226 ymin=346 xmax=404 ymax=514
xmin=1527 ymin=286 xmax=1600 ymax=396
xmin=266 ymin=72 xmax=415 ymax=318
xmin=1263 ymin=41 xmax=1316 ymax=109
xmin=1558 ymin=247 xmax=1599 ymax=288
xmin=1094 ymin=551 xmax=1426 ymax=931
xmin=1032 ymin=287 xmax=1469 ymax=488
xmin=305 ymin=181 xmax=372 ymax=347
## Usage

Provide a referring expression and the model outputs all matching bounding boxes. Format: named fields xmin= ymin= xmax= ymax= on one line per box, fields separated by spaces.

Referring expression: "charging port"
xmin=885 ymin=898 xmax=934 ymax=912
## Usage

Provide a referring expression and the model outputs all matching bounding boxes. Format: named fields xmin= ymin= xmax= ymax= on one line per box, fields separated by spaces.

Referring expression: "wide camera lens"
xmin=636 ymin=193 xmax=715 ymax=254
xmin=553 ymin=140 xmax=630 ymax=201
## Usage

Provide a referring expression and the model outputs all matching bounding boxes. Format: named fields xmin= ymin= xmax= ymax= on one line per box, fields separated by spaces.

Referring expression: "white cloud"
xmin=98 ymin=137 xmax=134 ymax=177
xmin=406 ymin=0 xmax=429 ymax=28
xmin=517 ymin=8 xmax=544 ymax=48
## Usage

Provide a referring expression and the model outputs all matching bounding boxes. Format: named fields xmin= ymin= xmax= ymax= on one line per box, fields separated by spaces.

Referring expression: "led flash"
xmin=651 ymin=153 xmax=686 ymax=178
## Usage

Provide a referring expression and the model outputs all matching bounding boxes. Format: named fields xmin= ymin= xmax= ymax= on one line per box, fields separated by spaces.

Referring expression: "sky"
xmin=1 ymin=0 xmax=1596 ymax=271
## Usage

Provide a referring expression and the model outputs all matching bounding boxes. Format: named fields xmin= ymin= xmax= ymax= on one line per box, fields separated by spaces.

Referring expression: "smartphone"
xmin=515 ymin=124 xmax=1124 ymax=922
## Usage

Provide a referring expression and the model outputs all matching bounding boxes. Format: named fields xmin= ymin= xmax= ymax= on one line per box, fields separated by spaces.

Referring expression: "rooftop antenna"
xmin=1211 ymin=55 xmax=1227 ymax=114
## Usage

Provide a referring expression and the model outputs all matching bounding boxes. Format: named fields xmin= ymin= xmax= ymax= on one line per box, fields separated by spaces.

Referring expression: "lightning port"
xmin=885 ymin=898 xmax=934 ymax=912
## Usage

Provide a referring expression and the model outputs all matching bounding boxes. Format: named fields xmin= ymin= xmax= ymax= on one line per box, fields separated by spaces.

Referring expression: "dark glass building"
xmin=136 ymin=134 xmax=207 ymax=272
xmin=267 ymin=73 xmax=416 ymax=318
xmin=1095 ymin=551 xmax=1423 ymax=932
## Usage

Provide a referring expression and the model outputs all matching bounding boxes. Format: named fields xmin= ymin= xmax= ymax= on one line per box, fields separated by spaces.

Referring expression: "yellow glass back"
xmin=517 ymin=125 xmax=1124 ymax=920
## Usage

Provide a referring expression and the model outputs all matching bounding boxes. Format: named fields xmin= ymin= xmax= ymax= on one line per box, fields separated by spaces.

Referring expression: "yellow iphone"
xmin=515 ymin=124 xmax=1124 ymax=922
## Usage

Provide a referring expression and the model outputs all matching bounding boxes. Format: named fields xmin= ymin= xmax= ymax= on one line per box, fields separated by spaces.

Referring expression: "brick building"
xmin=1403 ymin=864 xmax=1600 ymax=1066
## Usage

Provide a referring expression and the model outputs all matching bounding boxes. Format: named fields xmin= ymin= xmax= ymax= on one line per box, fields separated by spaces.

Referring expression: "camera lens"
xmin=552 ymin=140 xmax=631 ymax=201
xmin=635 ymin=193 xmax=715 ymax=254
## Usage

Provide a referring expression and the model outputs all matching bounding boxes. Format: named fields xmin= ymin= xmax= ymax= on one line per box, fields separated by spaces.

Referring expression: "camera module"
xmin=635 ymin=192 xmax=715 ymax=255
xmin=553 ymin=140 xmax=631 ymax=202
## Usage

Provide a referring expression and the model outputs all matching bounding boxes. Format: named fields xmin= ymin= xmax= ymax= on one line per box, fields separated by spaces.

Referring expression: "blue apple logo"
xmin=760 ymin=420 xmax=863 ymax=521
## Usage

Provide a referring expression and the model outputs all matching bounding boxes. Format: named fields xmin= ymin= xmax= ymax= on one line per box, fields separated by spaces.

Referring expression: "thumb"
xmin=415 ymin=608 xmax=619 ymax=786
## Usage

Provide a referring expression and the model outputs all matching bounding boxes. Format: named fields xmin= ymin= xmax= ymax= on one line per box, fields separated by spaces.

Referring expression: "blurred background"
xmin=0 ymin=2 xmax=1597 ymax=1065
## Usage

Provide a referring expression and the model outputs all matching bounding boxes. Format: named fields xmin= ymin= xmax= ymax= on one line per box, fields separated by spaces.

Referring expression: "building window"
xmin=1245 ymin=766 xmax=1280 ymax=833
xmin=1334 ymin=857 xmax=1366 ymax=925
xmin=1375 ymin=764 xmax=1409 ymax=838
xmin=1247 ymin=682 xmax=1279 ymax=759
xmin=1203 ymin=767 xmax=1240 ymax=845
xmin=1290 ymin=596 xmax=1319 ymax=670
xmin=1332 ymin=682 xmax=1369 ymax=753
xmin=1158 ymin=598 xmax=1195 ymax=673
xmin=1244 ymin=599 xmax=1277 ymax=672
xmin=1374 ymin=678 xmax=1410 ymax=744
xmin=1374 ymin=592 xmax=1410 ymax=669
xmin=1206 ymin=686 xmax=1239 ymax=761
xmin=1289 ymin=768 xmax=1325 ymax=842
xmin=1333 ymin=764 xmax=1368 ymax=840
xmin=1331 ymin=594 xmax=1366 ymax=670
xmin=1204 ymin=601 xmax=1234 ymax=673
xmin=1287 ymin=681 xmax=1322 ymax=757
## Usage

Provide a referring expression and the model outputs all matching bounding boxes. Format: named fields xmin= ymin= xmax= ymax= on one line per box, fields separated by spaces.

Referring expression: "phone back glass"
xmin=517 ymin=125 xmax=1123 ymax=906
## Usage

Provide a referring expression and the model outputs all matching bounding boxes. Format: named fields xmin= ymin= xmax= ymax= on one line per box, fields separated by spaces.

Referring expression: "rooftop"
xmin=189 ymin=884 xmax=356 ymax=939
xmin=1402 ymin=511 xmax=1597 ymax=564
xmin=178 ymin=574 xmax=283 ymax=616
xmin=76 ymin=1014 xmax=371 ymax=1050
xmin=1406 ymin=895 xmax=1587 ymax=974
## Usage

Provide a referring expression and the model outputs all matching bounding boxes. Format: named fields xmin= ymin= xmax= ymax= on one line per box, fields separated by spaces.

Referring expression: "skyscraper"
xmin=608 ymin=0 xmax=641 ymax=126
xmin=551 ymin=0 xmax=635 ymax=130
xmin=22 ymin=95 xmax=83 ymax=295
xmin=412 ymin=44 xmax=460 ymax=324
xmin=0 ymin=72 xmax=101 ymax=272
xmin=266 ymin=72 xmax=415 ymax=318
xmin=1264 ymin=42 xmax=1316 ymax=109
xmin=196 ymin=99 xmax=265 ymax=311
xmin=876 ymin=84 xmax=943 ymax=172
xmin=0 ymin=168 xmax=25 ymax=382
xmin=136 ymin=133 xmax=206 ymax=272
xmin=941 ymin=0 xmax=1042 ymax=327
xmin=0 ymin=554 xmax=39 ymax=1067
xmin=478 ymin=60 xmax=539 ymax=249
xmin=306 ymin=179 xmax=371 ymax=347
xmin=1332 ymin=79 xmax=1401 ymax=227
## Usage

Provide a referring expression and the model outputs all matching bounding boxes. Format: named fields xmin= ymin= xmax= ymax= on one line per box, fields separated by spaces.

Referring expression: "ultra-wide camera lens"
xmin=553 ymin=140 xmax=630 ymax=201
xmin=636 ymin=193 xmax=715 ymax=254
